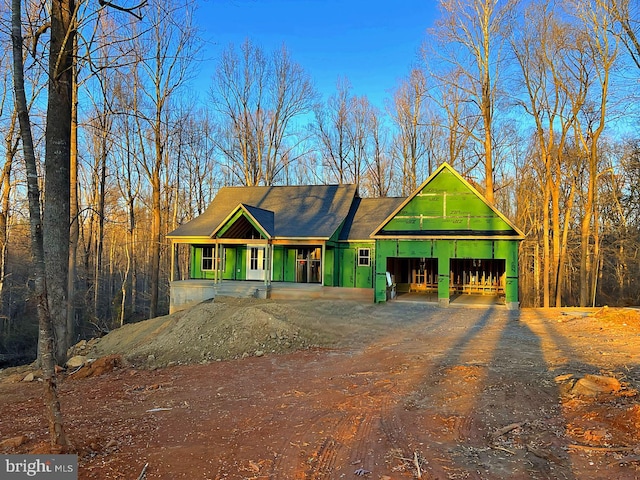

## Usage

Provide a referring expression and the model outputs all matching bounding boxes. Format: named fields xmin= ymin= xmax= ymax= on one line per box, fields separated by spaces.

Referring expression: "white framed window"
xmin=358 ymin=248 xmax=371 ymax=267
xmin=202 ymin=246 xmax=214 ymax=271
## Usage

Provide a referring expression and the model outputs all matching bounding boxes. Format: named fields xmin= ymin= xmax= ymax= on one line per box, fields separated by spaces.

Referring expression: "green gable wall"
xmin=381 ymin=168 xmax=515 ymax=235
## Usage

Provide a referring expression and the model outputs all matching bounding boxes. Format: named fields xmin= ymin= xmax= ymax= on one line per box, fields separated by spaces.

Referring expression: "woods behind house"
xmin=1 ymin=0 xmax=639 ymax=364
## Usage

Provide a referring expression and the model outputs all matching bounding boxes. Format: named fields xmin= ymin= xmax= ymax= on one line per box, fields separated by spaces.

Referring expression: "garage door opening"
xmin=386 ymin=257 xmax=438 ymax=295
xmin=450 ymin=259 xmax=505 ymax=296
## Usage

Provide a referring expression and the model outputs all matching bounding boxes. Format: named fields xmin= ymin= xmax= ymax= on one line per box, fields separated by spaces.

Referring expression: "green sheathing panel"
xmin=433 ymin=240 xmax=454 ymax=301
xmin=495 ymin=240 xmax=519 ymax=303
xmin=324 ymin=246 xmax=336 ymax=286
xmin=222 ymin=247 xmax=237 ymax=279
xmin=283 ymin=248 xmax=296 ymax=282
xmin=354 ymin=243 xmax=374 ymax=288
xmin=337 ymin=243 xmax=375 ymax=288
xmin=272 ymin=246 xmax=285 ymax=281
xmin=340 ymin=247 xmax=356 ymax=287
xmin=381 ymin=169 xmax=514 ymax=235
xmin=374 ymin=240 xmax=397 ymax=302
xmin=191 ymin=246 xmax=210 ymax=279
xmin=235 ymin=246 xmax=247 ymax=280
xmin=190 ymin=245 xmax=199 ymax=278
xmin=398 ymin=240 xmax=432 ymax=257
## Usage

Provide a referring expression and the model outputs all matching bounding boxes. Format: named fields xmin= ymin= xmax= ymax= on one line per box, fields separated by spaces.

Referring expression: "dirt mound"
xmin=85 ymin=297 xmax=352 ymax=368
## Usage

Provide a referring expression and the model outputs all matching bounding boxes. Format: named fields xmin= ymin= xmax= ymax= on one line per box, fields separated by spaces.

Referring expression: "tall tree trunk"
xmin=11 ymin=0 xmax=68 ymax=448
xmin=149 ymin=171 xmax=161 ymax=319
xmin=44 ymin=0 xmax=75 ymax=362
xmin=556 ymin=180 xmax=576 ymax=307
xmin=67 ymin=44 xmax=78 ymax=350
xmin=93 ymin=147 xmax=106 ymax=318
xmin=542 ymin=174 xmax=550 ymax=308
xmin=0 ymin=111 xmax=17 ymax=312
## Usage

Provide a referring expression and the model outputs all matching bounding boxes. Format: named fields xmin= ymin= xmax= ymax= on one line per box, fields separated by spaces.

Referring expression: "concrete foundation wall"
xmin=170 ymin=280 xmax=216 ymax=314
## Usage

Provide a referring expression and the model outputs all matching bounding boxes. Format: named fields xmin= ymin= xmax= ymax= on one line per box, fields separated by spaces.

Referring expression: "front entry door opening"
xmin=246 ymin=246 xmax=266 ymax=280
xmin=296 ymin=247 xmax=322 ymax=283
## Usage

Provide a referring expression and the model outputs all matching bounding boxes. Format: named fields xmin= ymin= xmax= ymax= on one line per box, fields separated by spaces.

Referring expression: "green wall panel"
xmin=397 ymin=240 xmax=432 ymax=257
xmin=340 ymin=248 xmax=356 ymax=287
xmin=324 ymin=247 xmax=335 ymax=286
xmin=272 ymin=246 xmax=284 ymax=281
xmin=381 ymin=168 xmax=515 ymax=235
xmin=457 ymin=240 xmax=493 ymax=259
xmin=284 ymin=248 xmax=296 ymax=282
xmin=223 ymin=247 xmax=237 ymax=279
xmin=376 ymin=240 xmax=397 ymax=260
xmin=236 ymin=246 xmax=247 ymax=280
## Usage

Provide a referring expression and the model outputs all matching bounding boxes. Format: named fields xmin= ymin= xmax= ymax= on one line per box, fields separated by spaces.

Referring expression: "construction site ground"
xmin=1 ymin=297 xmax=639 ymax=479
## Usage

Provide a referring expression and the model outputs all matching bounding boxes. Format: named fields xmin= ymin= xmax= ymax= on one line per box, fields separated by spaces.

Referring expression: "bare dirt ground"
xmin=1 ymin=297 xmax=640 ymax=479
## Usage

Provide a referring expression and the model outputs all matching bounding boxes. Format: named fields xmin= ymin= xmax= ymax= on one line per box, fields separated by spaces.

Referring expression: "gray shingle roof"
xmin=339 ymin=197 xmax=406 ymax=241
xmin=167 ymin=184 xmax=359 ymax=240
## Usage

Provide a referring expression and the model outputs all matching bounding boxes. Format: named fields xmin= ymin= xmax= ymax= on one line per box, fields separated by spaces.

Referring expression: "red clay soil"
xmin=1 ymin=301 xmax=639 ymax=479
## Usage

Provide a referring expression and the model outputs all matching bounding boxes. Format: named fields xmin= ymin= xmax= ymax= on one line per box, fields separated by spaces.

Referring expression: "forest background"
xmin=0 ymin=0 xmax=639 ymax=366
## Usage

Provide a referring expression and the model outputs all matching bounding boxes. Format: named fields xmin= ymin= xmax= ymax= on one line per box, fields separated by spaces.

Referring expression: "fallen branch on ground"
xmin=491 ymin=422 xmax=526 ymax=439
xmin=137 ymin=462 xmax=148 ymax=480
xmin=568 ymin=444 xmax=635 ymax=453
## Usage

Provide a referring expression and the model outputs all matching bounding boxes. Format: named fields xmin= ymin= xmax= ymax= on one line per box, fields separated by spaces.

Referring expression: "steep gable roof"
xmin=371 ymin=163 xmax=525 ymax=239
xmin=167 ymin=184 xmax=358 ymax=240
xmin=212 ymin=204 xmax=274 ymax=239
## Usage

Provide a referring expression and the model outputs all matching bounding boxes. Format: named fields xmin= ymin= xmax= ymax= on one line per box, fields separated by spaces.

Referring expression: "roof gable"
xmin=213 ymin=204 xmax=274 ymax=239
xmin=372 ymin=163 xmax=524 ymax=239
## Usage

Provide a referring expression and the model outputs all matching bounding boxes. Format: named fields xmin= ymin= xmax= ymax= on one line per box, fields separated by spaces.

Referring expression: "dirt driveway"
xmin=1 ymin=299 xmax=639 ymax=479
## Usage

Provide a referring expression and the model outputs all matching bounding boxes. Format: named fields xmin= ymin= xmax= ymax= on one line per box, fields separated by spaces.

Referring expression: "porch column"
xmin=264 ymin=241 xmax=271 ymax=286
xmin=214 ymin=239 xmax=219 ymax=285
xmin=170 ymin=240 xmax=177 ymax=281
xmin=321 ymin=243 xmax=326 ymax=286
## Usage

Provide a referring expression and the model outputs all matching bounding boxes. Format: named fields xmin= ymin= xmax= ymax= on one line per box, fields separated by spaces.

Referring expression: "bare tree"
xmin=605 ymin=0 xmax=640 ymax=69
xmin=11 ymin=0 xmax=68 ymax=449
xmin=430 ymin=0 xmax=517 ymax=203
xmin=567 ymin=0 xmax=618 ymax=306
xmin=365 ymin=107 xmax=395 ymax=197
xmin=510 ymin=0 xmax=582 ymax=307
xmin=314 ymin=78 xmax=352 ymax=184
xmin=211 ymin=39 xmax=316 ymax=186
xmin=389 ymin=69 xmax=430 ymax=195
xmin=126 ymin=0 xmax=200 ymax=318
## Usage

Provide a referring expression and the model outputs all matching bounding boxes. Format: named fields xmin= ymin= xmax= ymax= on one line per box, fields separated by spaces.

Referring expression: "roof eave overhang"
xmin=370 ymin=234 xmax=525 ymax=241
xmin=166 ymin=236 xmax=214 ymax=244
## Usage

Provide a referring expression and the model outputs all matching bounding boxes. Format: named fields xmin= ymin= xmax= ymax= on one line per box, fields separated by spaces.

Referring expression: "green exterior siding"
xmin=381 ymin=168 xmax=514 ymax=235
xmin=271 ymin=246 xmax=283 ymax=281
xmin=324 ymin=246 xmax=336 ymax=286
xmin=223 ymin=247 xmax=237 ymax=279
xmin=336 ymin=243 xmax=375 ymax=288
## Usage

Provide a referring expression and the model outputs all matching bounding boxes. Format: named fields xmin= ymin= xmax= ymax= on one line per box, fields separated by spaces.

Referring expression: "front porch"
xmin=169 ymin=280 xmax=373 ymax=313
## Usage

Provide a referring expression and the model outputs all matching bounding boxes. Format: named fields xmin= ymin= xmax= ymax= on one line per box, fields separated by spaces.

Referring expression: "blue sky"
xmin=195 ymin=0 xmax=440 ymax=108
